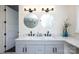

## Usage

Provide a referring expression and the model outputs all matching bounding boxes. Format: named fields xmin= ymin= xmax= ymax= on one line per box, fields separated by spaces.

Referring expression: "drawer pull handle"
xmin=23 ymin=48 xmax=24 ymax=52
xmin=25 ymin=48 xmax=27 ymax=52
xmin=53 ymin=48 xmax=54 ymax=53
xmin=53 ymin=48 xmax=57 ymax=53
xmin=55 ymin=48 xmax=57 ymax=53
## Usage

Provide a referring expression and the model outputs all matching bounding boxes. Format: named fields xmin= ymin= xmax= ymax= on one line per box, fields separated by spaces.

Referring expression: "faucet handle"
xmin=33 ymin=34 xmax=35 ymax=36
xmin=44 ymin=34 xmax=47 ymax=37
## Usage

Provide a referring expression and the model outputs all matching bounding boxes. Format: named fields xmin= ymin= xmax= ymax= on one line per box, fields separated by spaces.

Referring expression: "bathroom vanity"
xmin=16 ymin=36 xmax=79 ymax=54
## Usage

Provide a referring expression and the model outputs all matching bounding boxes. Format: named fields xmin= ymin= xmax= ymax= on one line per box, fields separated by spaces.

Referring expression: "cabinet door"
xmin=55 ymin=44 xmax=64 ymax=54
xmin=26 ymin=44 xmax=44 ymax=54
xmin=16 ymin=44 xmax=26 ymax=54
xmin=45 ymin=44 xmax=55 ymax=54
xmin=45 ymin=44 xmax=64 ymax=54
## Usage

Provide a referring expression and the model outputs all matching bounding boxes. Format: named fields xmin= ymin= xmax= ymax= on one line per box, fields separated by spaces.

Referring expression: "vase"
xmin=63 ymin=29 xmax=68 ymax=37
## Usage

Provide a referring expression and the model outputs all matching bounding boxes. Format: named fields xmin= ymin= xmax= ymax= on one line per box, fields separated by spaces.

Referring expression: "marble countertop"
xmin=16 ymin=36 xmax=65 ymax=41
xmin=65 ymin=37 xmax=79 ymax=48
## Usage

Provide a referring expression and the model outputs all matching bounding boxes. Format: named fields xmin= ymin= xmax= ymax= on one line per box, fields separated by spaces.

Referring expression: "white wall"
xmin=0 ymin=5 xmax=5 ymax=53
xmin=19 ymin=5 xmax=77 ymax=37
xmin=66 ymin=6 xmax=76 ymax=35
xmin=75 ymin=6 xmax=79 ymax=33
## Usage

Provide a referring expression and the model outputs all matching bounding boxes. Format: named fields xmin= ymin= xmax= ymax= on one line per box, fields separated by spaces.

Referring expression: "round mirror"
xmin=24 ymin=13 xmax=39 ymax=28
xmin=40 ymin=14 xmax=54 ymax=28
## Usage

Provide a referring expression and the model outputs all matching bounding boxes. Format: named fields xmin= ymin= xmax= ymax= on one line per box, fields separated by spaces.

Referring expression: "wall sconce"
xmin=42 ymin=8 xmax=54 ymax=12
xmin=24 ymin=8 xmax=36 ymax=12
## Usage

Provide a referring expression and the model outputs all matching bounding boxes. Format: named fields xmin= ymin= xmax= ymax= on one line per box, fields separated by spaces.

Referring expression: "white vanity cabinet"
xmin=16 ymin=40 xmax=64 ymax=54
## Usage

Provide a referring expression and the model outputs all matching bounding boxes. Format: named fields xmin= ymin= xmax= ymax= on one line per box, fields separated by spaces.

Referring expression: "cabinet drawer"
xmin=45 ymin=44 xmax=64 ymax=54
xmin=44 ymin=41 xmax=64 ymax=44
xmin=26 ymin=44 xmax=44 ymax=54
